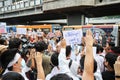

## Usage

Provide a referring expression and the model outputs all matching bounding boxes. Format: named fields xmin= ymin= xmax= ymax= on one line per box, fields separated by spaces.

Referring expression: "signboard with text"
xmin=17 ymin=28 xmax=27 ymax=34
xmin=63 ymin=29 xmax=83 ymax=45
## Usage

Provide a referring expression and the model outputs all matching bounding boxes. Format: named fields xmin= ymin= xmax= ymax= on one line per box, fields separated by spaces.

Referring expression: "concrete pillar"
xmin=67 ymin=13 xmax=85 ymax=26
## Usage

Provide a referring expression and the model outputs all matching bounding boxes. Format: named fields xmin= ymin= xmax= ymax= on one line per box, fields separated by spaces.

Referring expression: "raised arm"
xmin=58 ymin=39 xmax=72 ymax=73
xmin=114 ymin=56 xmax=120 ymax=80
xmin=82 ymin=30 xmax=94 ymax=80
xmin=59 ymin=39 xmax=66 ymax=62
xmin=58 ymin=39 xmax=66 ymax=68
xmin=35 ymin=52 xmax=45 ymax=80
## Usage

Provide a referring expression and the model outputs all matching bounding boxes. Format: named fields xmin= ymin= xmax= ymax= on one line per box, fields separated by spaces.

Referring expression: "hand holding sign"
xmin=85 ymin=29 xmax=94 ymax=47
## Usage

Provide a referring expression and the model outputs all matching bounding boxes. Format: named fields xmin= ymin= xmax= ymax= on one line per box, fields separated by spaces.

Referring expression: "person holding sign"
xmin=81 ymin=30 xmax=94 ymax=80
xmin=58 ymin=39 xmax=80 ymax=80
xmin=57 ymin=30 xmax=95 ymax=80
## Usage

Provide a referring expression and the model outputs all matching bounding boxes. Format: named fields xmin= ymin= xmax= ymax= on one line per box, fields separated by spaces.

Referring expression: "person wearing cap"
xmin=0 ymin=49 xmax=29 ymax=80
xmin=8 ymin=38 xmax=31 ymax=78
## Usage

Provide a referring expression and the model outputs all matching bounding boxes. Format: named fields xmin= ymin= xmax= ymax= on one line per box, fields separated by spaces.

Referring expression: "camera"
xmin=27 ymin=43 xmax=35 ymax=49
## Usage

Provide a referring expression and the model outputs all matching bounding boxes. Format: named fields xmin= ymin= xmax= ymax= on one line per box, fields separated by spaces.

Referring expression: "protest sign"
xmin=17 ymin=28 xmax=27 ymax=34
xmin=0 ymin=22 xmax=7 ymax=33
xmin=63 ymin=29 xmax=83 ymax=45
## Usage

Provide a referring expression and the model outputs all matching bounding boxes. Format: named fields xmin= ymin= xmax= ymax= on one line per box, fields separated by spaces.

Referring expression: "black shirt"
xmin=102 ymin=71 xmax=115 ymax=80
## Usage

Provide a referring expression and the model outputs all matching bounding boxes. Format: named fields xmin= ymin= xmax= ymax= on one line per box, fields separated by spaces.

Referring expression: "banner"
xmin=6 ymin=26 xmax=16 ymax=33
xmin=0 ymin=22 xmax=7 ymax=33
xmin=63 ymin=29 xmax=83 ymax=45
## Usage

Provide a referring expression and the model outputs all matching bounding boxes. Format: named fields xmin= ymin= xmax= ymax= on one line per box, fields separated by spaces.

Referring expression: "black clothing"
xmin=102 ymin=71 xmax=115 ymax=80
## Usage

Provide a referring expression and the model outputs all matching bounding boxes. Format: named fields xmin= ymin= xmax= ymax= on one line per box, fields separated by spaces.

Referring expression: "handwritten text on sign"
xmin=63 ymin=29 xmax=83 ymax=45
xmin=17 ymin=28 xmax=27 ymax=34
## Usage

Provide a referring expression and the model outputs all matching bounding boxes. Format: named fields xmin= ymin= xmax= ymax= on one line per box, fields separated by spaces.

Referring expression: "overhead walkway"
xmin=33 ymin=17 xmax=120 ymax=25
xmin=0 ymin=0 xmax=120 ymax=25
xmin=88 ymin=17 xmax=120 ymax=24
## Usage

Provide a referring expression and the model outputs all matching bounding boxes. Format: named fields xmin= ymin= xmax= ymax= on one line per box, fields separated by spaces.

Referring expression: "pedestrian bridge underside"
xmin=0 ymin=0 xmax=120 ymax=25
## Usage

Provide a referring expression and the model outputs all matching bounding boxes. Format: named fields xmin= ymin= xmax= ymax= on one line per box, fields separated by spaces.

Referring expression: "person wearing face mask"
xmin=0 ymin=48 xmax=29 ymax=80
xmin=8 ymin=38 xmax=31 ymax=78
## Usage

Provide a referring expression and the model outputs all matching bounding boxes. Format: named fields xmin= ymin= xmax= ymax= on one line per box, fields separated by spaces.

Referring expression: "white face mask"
xmin=77 ymin=74 xmax=82 ymax=78
xmin=21 ymin=59 xmax=26 ymax=68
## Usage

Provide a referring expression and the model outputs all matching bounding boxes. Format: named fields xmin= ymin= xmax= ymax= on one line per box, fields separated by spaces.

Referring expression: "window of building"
xmin=12 ymin=0 xmax=22 ymax=3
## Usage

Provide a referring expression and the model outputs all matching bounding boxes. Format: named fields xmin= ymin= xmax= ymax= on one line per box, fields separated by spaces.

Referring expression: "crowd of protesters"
xmin=0 ymin=29 xmax=120 ymax=80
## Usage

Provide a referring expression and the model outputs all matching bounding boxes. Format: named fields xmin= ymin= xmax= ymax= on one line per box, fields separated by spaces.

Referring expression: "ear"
xmin=13 ymin=63 xmax=18 ymax=68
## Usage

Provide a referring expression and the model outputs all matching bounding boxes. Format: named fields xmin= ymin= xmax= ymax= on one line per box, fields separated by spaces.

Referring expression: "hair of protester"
xmin=80 ymin=55 xmax=97 ymax=73
xmin=0 ymin=45 xmax=8 ymax=56
xmin=9 ymin=38 xmax=22 ymax=49
xmin=0 ymin=48 xmax=18 ymax=69
xmin=50 ymin=74 xmax=73 ymax=80
xmin=35 ymin=41 xmax=48 ymax=52
xmin=7 ymin=66 xmax=13 ymax=71
xmin=66 ymin=45 xmax=72 ymax=57
xmin=108 ymin=42 xmax=115 ymax=48
xmin=0 ymin=38 xmax=6 ymax=45
xmin=1 ymin=72 xmax=25 ymax=80
xmin=50 ymin=51 xmax=59 ymax=66
xmin=96 ymin=45 xmax=104 ymax=54
xmin=105 ymin=52 xmax=118 ymax=69
xmin=111 ymin=46 xmax=120 ymax=55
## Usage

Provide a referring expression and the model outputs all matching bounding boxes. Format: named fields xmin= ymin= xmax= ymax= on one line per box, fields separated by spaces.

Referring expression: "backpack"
xmin=68 ymin=59 xmax=82 ymax=80
xmin=69 ymin=59 xmax=72 ymax=68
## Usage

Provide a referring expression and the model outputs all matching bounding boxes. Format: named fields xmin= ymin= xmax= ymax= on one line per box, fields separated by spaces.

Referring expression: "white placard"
xmin=63 ymin=29 xmax=83 ymax=45
xmin=17 ymin=28 xmax=27 ymax=34
xmin=94 ymin=32 xmax=99 ymax=40
xmin=37 ymin=32 xmax=43 ymax=37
